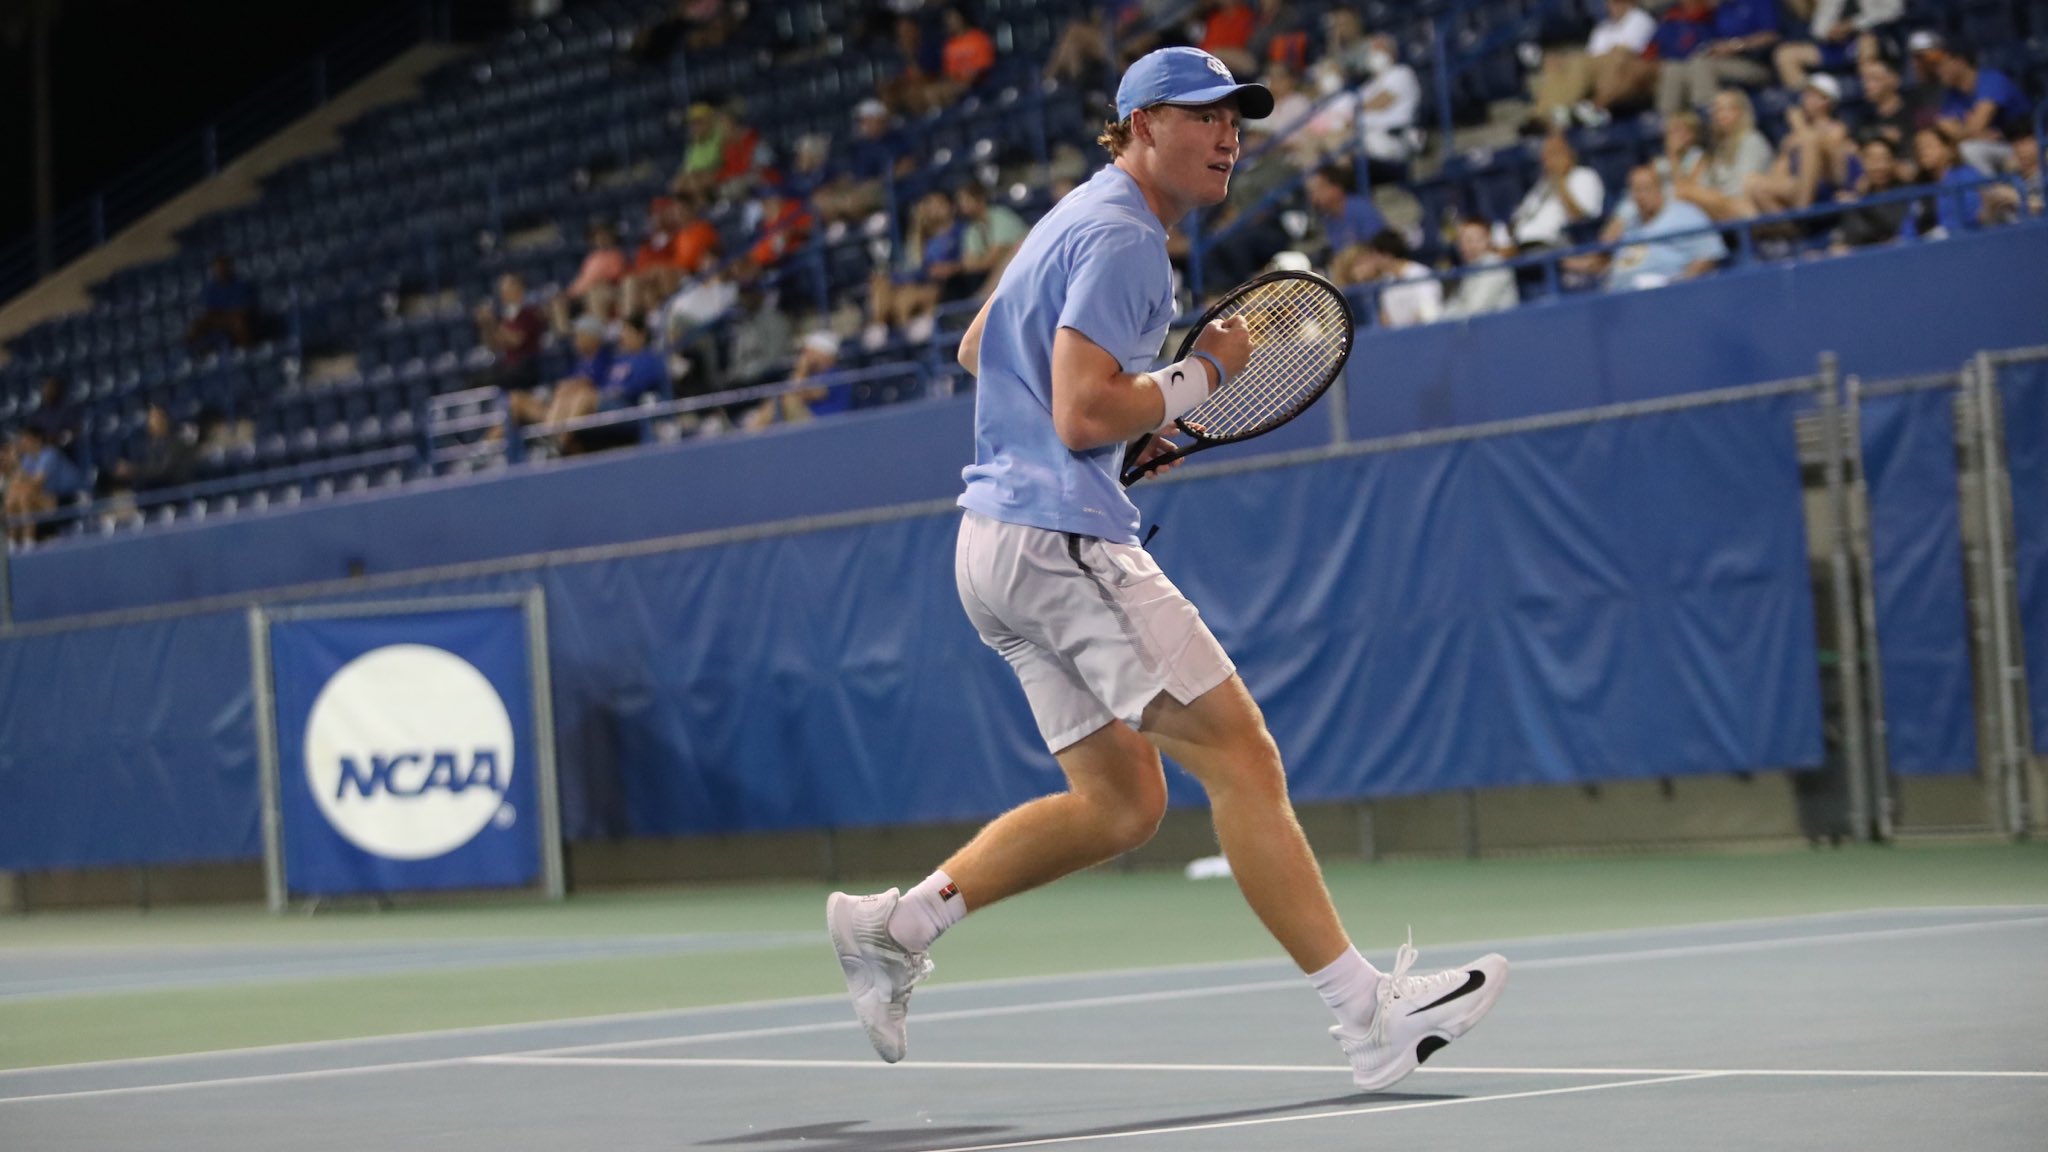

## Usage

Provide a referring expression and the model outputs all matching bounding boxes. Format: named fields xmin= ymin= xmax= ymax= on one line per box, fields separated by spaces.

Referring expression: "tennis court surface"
xmin=4 ymin=854 xmax=2045 ymax=1150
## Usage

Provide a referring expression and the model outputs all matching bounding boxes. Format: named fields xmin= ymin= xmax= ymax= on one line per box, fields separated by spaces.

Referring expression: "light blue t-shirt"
xmin=958 ymin=166 xmax=1175 ymax=543
xmin=1605 ymin=200 xmax=1725 ymax=292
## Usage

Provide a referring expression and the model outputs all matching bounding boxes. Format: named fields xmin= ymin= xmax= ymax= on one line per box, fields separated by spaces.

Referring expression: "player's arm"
xmin=956 ymin=294 xmax=995 ymax=374
xmin=1049 ymin=320 xmax=1248 ymax=452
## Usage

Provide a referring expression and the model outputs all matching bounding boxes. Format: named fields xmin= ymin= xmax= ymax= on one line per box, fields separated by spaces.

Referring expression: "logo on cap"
xmin=1205 ymin=55 xmax=1231 ymax=78
xmin=304 ymin=643 xmax=517 ymax=861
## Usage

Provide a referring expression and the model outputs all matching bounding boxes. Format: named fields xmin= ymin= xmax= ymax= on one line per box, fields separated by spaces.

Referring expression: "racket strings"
xmin=1184 ymin=281 xmax=1350 ymax=438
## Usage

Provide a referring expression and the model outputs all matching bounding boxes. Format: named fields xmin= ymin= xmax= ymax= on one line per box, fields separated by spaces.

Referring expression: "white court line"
xmin=901 ymin=1073 xmax=1729 ymax=1152
xmin=6 ymin=905 xmax=2039 ymax=1079
xmin=471 ymin=1055 xmax=2048 ymax=1080
xmin=501 ymin=912 xmax=2048 ymax=1059
xmin=0 ymin=1058 xmax=479 ymax=1106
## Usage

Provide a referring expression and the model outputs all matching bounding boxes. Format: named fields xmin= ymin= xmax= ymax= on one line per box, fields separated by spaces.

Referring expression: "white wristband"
xmin=1155 ymin=356 xmax=1214 ymax=425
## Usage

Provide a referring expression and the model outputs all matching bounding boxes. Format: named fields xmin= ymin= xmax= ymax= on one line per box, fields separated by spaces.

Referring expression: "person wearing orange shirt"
xmin=930 ymin=7 xmax=996 ymax=109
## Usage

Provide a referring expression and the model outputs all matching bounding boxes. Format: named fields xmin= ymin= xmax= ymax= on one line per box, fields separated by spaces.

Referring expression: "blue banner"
xmin=1860 ymin=388 xmax=1978 ymax=774
xmin=2000 ymin=361 xmax=2048 ymax=754
xmin=268 ymin=605 xmax=544 ymax=896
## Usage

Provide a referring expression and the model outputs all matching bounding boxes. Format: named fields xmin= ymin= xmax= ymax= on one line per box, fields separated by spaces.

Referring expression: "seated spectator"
xmin=1246 ymin=63 xmax=1314 ymax=144
xmin=1306 ymin=162 xmax=1389 ymax=264
xmin=1979 ymin=129 xmax=2042 ymax=224
xmin=1910 ymin=127 xmax=1984 ymax=238
xmin=187 ymin=255 xmax=259 ymax=353
xmin=811 ymin=100 xmax=914 ymax=229
xmin=109 ymin=404 xmax=197 ymax=494
xmin=1352 ymin=34 xmax=1423 ymax=186
xmin=5 ymin=426 xmax=89 ymax=546
xmin=1674 ymin=88 xmax=1774 ymax=220
xmin=954 ymin=182 xmax=1027 ymax=296
xmin=1904 ymin=30 xmax=1949 ymax=125
xmin=1931 ymin=45 xmax=2032 ymax=174
xmin=1656 ymin=0 xmax=1779 ymax=117
xmin=1333 ymin=230 xmax=1443 ymax=329
xmin=553 ymin=316 xmax=668 ymax=455
xmin=24 ymin=375 xmax=77 ymax=461
xmin=566 ymin=224 xmax=628 ymax=302
xmin=1573 ymin=164 xmax=1726 ymax=291
xmin=672 ymin=103 xmax=764 ymax=200
xmin=518 ymin=313 xmax=614 ymax=434
xmin=934 ymin=6 xmax=998 ymax=103
xmin=1441 ymin=219 xmax=1518 ymax=319
xmin=725 ymin=285 xmax=794 ymax=388
xmin=1508 ymin=132 xmax=1605 ymax=252
xmin=1774 ymin=0 xmax=1902 ymax=90
xmin=865 ymin=190 xmax=964 ymax=347
xmin=1830 ymin=135 xmax=1914 ymax=249
xmin=746 ymin=330 xmax=852 ymax=428
xmin=472 ymin=273 xmax=548 ymax=394
xmin=1852 ymin=56 xmax=1918 ymax=162
xmin=1527 ymin=0 xmax=1659 ymax=131
xmin=1743 ymin=74 xmax=1856 ymax=216
xmin=1196 ymin=1 xmax=1259 ymax=78
xmin=630 ymin=194 xmax=720 ymax=309
xmin=1314 ymin=8 xmax=1373 ymax=84
xmin=659 ymin=250 xmax=740 ymax=387
xmin=745 ymin=182 xmax=815 ymax=271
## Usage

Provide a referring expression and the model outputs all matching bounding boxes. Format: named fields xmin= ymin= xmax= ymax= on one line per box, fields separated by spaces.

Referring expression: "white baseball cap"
xmin=1805 ymin=73 xmax=1841 ymax=103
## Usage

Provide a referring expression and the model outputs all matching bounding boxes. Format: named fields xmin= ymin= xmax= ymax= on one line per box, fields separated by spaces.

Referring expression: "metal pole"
xmin=1844 ymin=375 xmax=1894 ymax=840
xmin=1972 ymin=352 xmax=2028 ymax=836
xmin=247 ymin=606 xmax=288 ymax=913
xmin=1819 ymin=355 xmax=1871 ymax=840
xmin=523 ymin=586 xmax=567 ymax=900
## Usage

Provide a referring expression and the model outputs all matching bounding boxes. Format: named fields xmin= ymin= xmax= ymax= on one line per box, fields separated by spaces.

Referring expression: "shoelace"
xmin=893 ymin=952 xmax=934 ymax=1006
xmin=1376 ymin=929 xmax=1466 ymax=1015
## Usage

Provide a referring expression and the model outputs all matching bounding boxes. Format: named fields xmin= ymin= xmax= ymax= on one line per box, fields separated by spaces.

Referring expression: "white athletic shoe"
xmin=1332 ymin=933 xmax=1508 ymax=1092
xmin=826 ymin=889 xmax=934 ymax=1063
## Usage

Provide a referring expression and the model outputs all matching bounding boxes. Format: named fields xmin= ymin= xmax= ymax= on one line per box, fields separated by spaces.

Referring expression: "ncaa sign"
xmin=305 ymin=644 xmax=516 ymax=861
xmin=257 ymin=597 xmax=562 ymax=906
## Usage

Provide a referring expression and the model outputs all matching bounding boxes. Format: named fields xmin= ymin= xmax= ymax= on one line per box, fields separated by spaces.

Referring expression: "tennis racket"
xmin=1120 ymin=269 xmax=1354 ymax=487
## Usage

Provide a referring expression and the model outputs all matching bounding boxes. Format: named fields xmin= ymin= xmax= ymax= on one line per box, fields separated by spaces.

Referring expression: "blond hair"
xmin=1097 ymin=115 xmax=1135 ymax=158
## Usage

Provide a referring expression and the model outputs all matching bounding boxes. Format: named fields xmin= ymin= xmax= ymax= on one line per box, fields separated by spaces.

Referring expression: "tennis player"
xmin=830 ymin=46 xmax=1507 ymax=1092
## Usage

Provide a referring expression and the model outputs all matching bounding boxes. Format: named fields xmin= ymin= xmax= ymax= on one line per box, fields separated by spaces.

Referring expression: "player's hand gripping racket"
xmin=1120 ymin=269 xmax=1354 ymax=487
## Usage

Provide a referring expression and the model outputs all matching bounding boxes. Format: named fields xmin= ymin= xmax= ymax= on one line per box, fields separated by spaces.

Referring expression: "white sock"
xmin=1309 ymin=946 xmax=1383 ymax=1032
xmin=886 ymin=870 xmax=967 ymax=953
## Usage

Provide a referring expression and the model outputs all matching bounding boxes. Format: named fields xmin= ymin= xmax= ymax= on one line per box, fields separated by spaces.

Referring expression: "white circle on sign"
xmin=303 ymin=643 xmax=516 ymax=861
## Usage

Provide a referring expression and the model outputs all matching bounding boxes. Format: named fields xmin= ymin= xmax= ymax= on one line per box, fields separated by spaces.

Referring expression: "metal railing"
xmin=0 ymin=2 xmax=447 ymax=308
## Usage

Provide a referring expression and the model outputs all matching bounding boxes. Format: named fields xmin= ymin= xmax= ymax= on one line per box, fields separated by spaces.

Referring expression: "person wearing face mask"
xmin=1353 ymin=33 xmax=1422 ymax=186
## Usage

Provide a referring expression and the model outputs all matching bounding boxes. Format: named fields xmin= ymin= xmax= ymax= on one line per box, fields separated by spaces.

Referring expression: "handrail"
xmin=0 ymin=1 xmax=445 ymax=309
xmin=516 ymin=362 xmax=931 ymax=446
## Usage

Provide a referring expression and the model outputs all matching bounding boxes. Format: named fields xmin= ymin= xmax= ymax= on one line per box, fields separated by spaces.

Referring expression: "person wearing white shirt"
xmin=1441 ymin=220 xmax=1518 ymax=319
xmin=1773 ymin=0 xmax=1905 ymax=90
xmin=1527 ymin=0 xmax=1658 ymax=129
xmin=1337 ymin=230 xmax=1443 ymax=329
xmin=1509 ymin=132 xmax=1605 ymax=250
xmin=1355 ymin=34 xmax=1421 ymax=184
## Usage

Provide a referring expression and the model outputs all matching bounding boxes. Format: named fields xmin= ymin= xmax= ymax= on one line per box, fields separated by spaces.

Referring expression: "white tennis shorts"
xmin=955 ymin=508 xmax=1237 ymax=753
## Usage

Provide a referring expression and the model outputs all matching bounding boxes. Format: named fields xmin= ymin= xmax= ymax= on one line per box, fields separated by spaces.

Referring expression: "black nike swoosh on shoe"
xmin=1406 ymin=970 xmax=1486 ymax=1015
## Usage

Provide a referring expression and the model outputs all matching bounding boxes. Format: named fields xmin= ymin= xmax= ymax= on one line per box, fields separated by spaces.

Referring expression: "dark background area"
xmin=0 ymin=0 xmax=514 ymax=246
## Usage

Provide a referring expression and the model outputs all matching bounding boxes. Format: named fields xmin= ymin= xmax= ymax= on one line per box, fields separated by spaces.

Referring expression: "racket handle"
xmin=1120 ymin=433 xmax=1152 ymax=478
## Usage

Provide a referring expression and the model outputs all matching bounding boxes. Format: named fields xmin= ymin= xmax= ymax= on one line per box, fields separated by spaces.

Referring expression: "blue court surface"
xmin=4 ymin=906 xmax=2043 ymax=1151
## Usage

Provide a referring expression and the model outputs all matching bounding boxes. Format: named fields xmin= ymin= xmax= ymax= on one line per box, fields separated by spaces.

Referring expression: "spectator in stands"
xmin=1527 ymin=0 xmax=1658 ymax=132
xmin=1773 ymin=0 xmax=1902 ymax=90
xmin=1306 ymin=162 xmax=1388 ymax=265
xmin=1196 ymin=1 xmax=1259 ymax=78
xmin=673 ymin=102 xmax=764 ymax=200
xmin=1674 ymin=88 xmax=1774 ymax=219
xmin=1743 ymin=74 xmax=1856 ymax=216
xmin=879 ymin=11 xmax=947 ymax=115
xmin=1830 ymin=135 xmax=1914 ymax=249
xmin=659 ymin=250 xmax=739 ymax=385
xmin=567 ymin=224 xmax=628 ymax=303
xmin=934 ymin=6 xmax=998 ymax=104
xmin=517 ymin=313 xmax=613 ymax=434
xmin=1853 ymin=56 xmax=1918 ymax=161
xmin=746 ymin=330 xmax=852 ymax=428
xmin=1335 ymin=229 xmax=1443 ymax=329
xmin=1573 ymin=164 xmax=1726 ymax=291
xmin=1315 ymin=8 xmax=1373 ymax=83
xmin=110 ymin=404 xmax=197 ymax=494
xmin=472 ymin=273 xmax=547 ymax=394
xmin=725 ymin=285 xmax=793 ymax=387
xmin=1910 ymin=126 xmax=1984 ymax=237
xmin=745 ymin=182 xmax=814 ymax=271
xmin=1351 ymin=34 xmax=1423 ymax=187
xmin=556 ymin=315 xmax=668 ymax=455
xmin=812 ymin=100 xmax=914 ymax=230
xmin=187 ymin=255 xmax=258 ymax=354
xmin=1979 ymin=128 xmax=2042 ymax=223
xmin=1931 ymin=45 xmax=2032 ymax=174
xmin=1441 ymin=219 xmax=1518 ymax=319
xmin=1508 ymin=131 xmax=1604 ymax=252
xmin=1248 ymin=63 xmax=1314 ymax=143
xmin=955 ymin=182 xmax=1028 ymax=297
xmin=1609 ymin=111 xmax=1709 ymax=236
xmin=5 ymin=425 xmax=89 ymax=546
xmin=25 ymin=375 xmax=77 ymax=462
xmin=1655 ymin=0 xmax=1779 ymax=117
xmin=631 ymin=194 xmax=720 ymax=309
xmin=865 ymin=190 xmax=963 ymax=348
xmin=1904 ymin=30 xmax=1950 ymax=125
